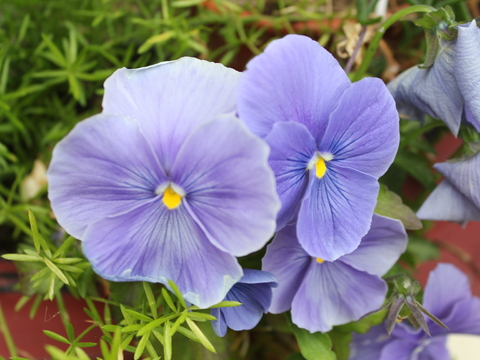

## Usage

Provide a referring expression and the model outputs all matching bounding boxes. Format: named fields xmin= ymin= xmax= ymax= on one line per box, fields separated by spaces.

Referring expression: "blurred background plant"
xmin=0 ymin=0 xmax=479 ymax=359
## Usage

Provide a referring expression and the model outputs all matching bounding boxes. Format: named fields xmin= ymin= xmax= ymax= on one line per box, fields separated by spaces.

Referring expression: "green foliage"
xmin=290 ymin=323 xmax=336 ymax=360
xmin=0 ymin=1 xmax=477 ymax=359
xmin=375 ymin=184 xmax=422 ymax=230
xmin=98 ymin=280 xmax=238 ymax=360
xmin=2 ymin=209 xmax=90 ymax=300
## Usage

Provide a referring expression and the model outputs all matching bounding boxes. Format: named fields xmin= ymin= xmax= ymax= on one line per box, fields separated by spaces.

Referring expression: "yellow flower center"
xmin=163 ymin=186 xmax=182 ymax=210
xmin=316 ymin=258 xmax=325 ymax=264
xmin=315 ymin=158 xmax=327 ymax=179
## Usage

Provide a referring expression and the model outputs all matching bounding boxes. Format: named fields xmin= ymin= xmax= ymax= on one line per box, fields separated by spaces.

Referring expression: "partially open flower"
xmin=211 ymin=269 xmax=277 ymax=337
xmin=388 ymin=20 xmax=480 ymax=135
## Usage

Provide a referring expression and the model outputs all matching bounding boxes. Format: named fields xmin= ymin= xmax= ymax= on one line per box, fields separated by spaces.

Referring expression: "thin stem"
xmin=353 ymin=4 xmax=437 ymax=81
xmin=345 ymin=25 xmax=368 ymax=74
xmin=55 ymin=291 xmax=70 ymax=329
xmin=0 ymin=300 xmax=17 ymax=357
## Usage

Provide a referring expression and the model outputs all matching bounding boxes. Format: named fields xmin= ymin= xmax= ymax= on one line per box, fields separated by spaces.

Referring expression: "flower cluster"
xmin=48 ymin=35 xmax=403 ymax=335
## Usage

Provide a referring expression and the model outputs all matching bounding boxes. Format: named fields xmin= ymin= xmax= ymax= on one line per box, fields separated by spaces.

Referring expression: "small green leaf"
xmin=38 ymin=234 xmax=52 ymax=258
xmin=2 ymin=254 xmax=42 ymax=262
xmin=53 ymin=236 xmax=77 ymax=258
xmin=151 ymin=329 xmax=164 ymax=346
xmin=329 ymin=329 xmax=352 ymax=360
xmin=121 ymin=324 xmax=143 ymax=333
xmin=291 ymin=323 xmax=335 ymax=360
xmin=170 ymin=311 xmax=188 ymax=336
xmin=76 ymin=342 xmax=97 ymax=348
xmin=185 ymin=318 xmax=216 ymax=353
xmin=375 ymin=184 xmax=422 ymax=230
xmin=164 ymin=321 xmax=172 ymax=360
xmin=123 ymin=308 xmax=153 ymax=322
xmin=43 ymin=330 xmax=71 ymax=345
xmin=187 ymin=312 xmax=216 ymax=321
xmin=176 ymin=326 xmax=199 ymax=343
xmin=41 ymin=34 xmax=67 ymax=67
xmin=120 ymin=304 xmax=133 ymax=326
xmin=143 ymin=282 xmax=157 ymax=318
xmin=172 ymin=0 xmax=203 ymax=7
xmin=45 ymin=258 xmax=70 ymax=285
xmin=207 ymin=301 xmax=242 ymax=309
xmin=134 ymin=331 xmax=150 ymax=360
xmin=66 ymin=323 xmax=75 ymax=342
xmin=161 ymin=288 xmax=177 ymax=312
xmin=86 ymin=297 xmax=103 ymax=325
xmin=138 ymin=31 xmax=175 ymax=54
xmin=168 ymin=280 xmax=186 ymax=309
xmin=137 ymin=314 xmax=178 ymax=336
xmin=56 ymin=264 xmax=85 ymax=273
xmin=120 ymin=333 xmax=135 ymax=351
xmin=28 ymin=209 xmax=41 ymax=253
xmin=47 ymin=273 xmax=56 ymax=300
xmin=14 ymin=296 xmax=31 ymax=312
xmin=102 ymin=325 xmax=121 ymax=332
xmin=29 ymin=294 xmax=43 ymax=319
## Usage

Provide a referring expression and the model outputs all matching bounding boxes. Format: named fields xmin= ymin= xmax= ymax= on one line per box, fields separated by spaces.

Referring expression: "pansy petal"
xmin=211 ymin=308 xmax=228 ymax=337
xmin=465 ymin=104 xmax=480 ymax=132
xmin=320 ymin=78 xmax=399 ymax=178
xmin=262 ymin=223 xmax=311 ymax=314
xmin=211 ymin=269 xmax=276 ymax=337
xmin=264 ymin=121 xmax=316 ymax=230
xmin=220 ymin=281 xmax=273 ymax=331
xmin=417 ymin=336 xmax=450 ymax=360
xmin=172 ymin=115 xmax=280 ymax=257
xmin=291 ymin=261 xmax=387 ymax=333
xmin=416 ymin=179 xmax=480 ymax=222
xmin=423 ymin=263 xmax=471 ymax=321
xmin=387 ymin=42 xmax=463 ymax=135
xmin=432 ymin=297 xmax=480 ymax=336
xmin=239 ymin=269 xmax=277 ymax=286
xmin=350 ymin=326 xmax=391 ymax=360
xmin=340 ymin=214 xmax=407 ymax=277
xmin=298 ymin=165 xmax=379 ymax=261
xmin=434 ymin=153 xmax=480 ymax=209
xmin=103 ymin=57 xmax=241 ymax=171
xmin=379 ymin=340 xmax=418 ymax=360
xmin=456 ymin=21 xmax=480 ymax=128
xmin=237 ymin=34 xmax=351 ymax=141
xmin=82 ymin=200 xmax=242 ymax=308
xmin=47 ymin=114 xmax=167 ymax=239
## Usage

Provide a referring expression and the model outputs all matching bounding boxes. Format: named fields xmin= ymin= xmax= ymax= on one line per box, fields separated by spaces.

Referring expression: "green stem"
xmin=0 ymin=300 xmax=17 ymax=357
xmin=55 ymin=291 xmax=70 ymax=329
xmin=353 ymin=5 xmax=437 ymax=82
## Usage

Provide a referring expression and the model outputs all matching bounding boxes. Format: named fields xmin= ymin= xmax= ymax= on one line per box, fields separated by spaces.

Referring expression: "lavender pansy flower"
xmin=211 ymin=269 xmax=277 ymax=337
xmin=262 ymin=214 xmax=407 ymax=333
xmin=237 ymin=34 xmax=399 ymax=261
xmin=417 ymin=151 xmax=480 ymax=222
xmin=47 ymin=58 xmax=280 ymax=308
xmin=349 ymin=263 xmax=480 ymax=360
xmin=388 ymin=20 xmax=480 ymax=135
